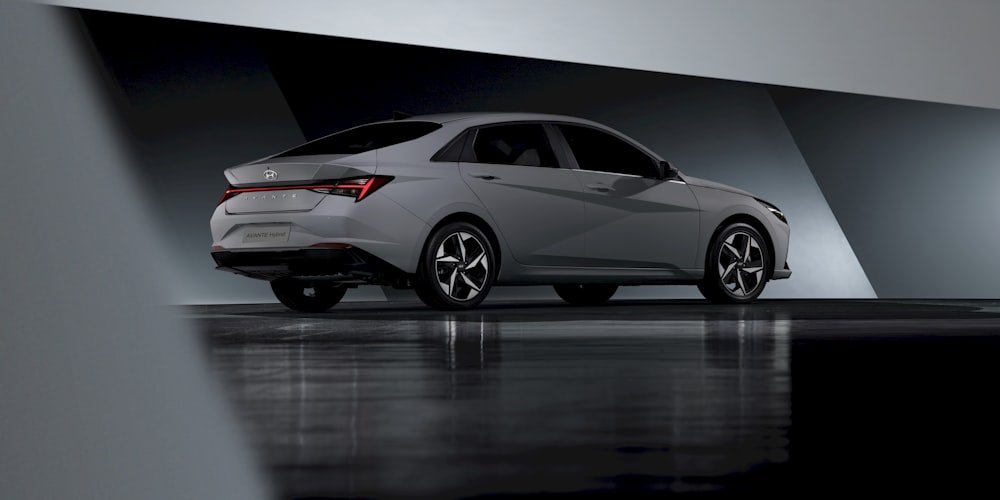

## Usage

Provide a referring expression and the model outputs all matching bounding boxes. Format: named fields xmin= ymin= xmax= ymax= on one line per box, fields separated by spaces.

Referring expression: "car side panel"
xmin=459 ymin=162 xmax=589 ymax=266
xmin=365 ymin=161 xmax=490 ymax=273
xmin=572 ymin=171 xmax=701 ymax=269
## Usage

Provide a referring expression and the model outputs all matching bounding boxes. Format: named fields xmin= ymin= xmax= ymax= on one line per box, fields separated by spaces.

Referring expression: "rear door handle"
xmin=586 ymin=183 xmax=614 ymax=192
xmin=469 ymin=173 xmax=500 ymax=180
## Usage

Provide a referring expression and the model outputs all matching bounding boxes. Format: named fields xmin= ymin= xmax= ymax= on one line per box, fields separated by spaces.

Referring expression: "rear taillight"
xmin=218 ymin=186 xmax=239 ymax=205
xmin=308 ymin=176 xmax=394 ymax=202
xmin=217 ymin=176 xmax=394 ymax=205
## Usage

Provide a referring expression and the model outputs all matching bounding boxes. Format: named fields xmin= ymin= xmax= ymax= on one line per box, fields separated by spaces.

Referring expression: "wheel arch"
xmin=705 ymin=214 xmax=776 ymax=280
xmin=422 ymin=212 xmax=503 ymax=276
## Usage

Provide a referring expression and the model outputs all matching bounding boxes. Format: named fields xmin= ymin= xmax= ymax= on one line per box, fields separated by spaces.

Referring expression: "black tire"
xmin=698 ymin=223 xmax=771 ymax=304
xmin=414 ymin=222 xmax=496 ymax=310
xmin=270 ymin=278 xmax=347 ymax=313
xmin=553 ymin=284 xmax=618 ymax=306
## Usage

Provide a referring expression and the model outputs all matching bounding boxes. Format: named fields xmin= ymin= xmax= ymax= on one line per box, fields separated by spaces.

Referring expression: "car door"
xmin=553 ymin=123 xmax=701 ymax=269
xmin=458 ymin=123 xmax=589 ymax=266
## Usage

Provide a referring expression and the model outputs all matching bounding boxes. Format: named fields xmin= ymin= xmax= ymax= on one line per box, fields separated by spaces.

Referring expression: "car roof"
xmin=376 ymin=112 xmax=610 ymax=129
xmin=366 ymin=111 xmax=665 ymax=162
xmin=293 ymin=111 xmax=660 ymax=163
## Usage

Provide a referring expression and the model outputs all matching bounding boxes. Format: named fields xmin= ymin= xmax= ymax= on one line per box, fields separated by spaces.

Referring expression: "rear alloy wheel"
xmin=270 ymin=278 xmax=347 ymax=313
xmin=698 ymin=223 xmax=771 ymax=304
xmin=553 ymin=284 xmax=618 ymax=306
xmin=414 ymin=222 xmax=496 ymax=310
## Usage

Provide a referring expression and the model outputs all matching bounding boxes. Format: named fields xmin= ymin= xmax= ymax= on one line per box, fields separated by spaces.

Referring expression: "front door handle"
xmin=469 ymin=173 xmax=500 ymax=180
xmin=586 ymin=183 xmax=614 ymax=192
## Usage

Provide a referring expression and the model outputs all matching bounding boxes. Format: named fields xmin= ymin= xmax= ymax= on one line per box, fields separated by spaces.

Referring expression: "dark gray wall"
xmin=84 ymin=12 xmax=308 ymax=304
xmin=50 ymin=0 xmax=1000 ymax=111
xmin=773 ymin=88 xmax=1000 ymax=298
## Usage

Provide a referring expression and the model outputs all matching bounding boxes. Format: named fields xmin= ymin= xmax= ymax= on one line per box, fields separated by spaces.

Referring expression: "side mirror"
xmin=660 ymin=161 xmax=679 ymax=180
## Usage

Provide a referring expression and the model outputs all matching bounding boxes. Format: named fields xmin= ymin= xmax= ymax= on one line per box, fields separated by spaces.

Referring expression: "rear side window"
xmin=431 ymin=129 xmax=471 ymax=162
xmin=557 ymin=124 xmax=658 ymax=178
xmin=275 ymin=121 xmax=442 ymax=157
xmin=470 ymin=124 xmax=559 ymax=167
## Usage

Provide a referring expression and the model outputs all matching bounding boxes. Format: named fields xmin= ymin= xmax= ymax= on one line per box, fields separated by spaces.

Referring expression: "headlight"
xmin=756 ymin=198 xmax=787 ymax=224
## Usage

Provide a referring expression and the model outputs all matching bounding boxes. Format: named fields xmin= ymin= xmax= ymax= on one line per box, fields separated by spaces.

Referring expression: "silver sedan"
xmin=210 ymin=112 xmax=790 ymax=311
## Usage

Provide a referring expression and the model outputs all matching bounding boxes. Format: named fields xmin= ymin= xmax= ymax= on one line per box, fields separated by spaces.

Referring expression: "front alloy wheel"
xmin=698 ymin=223 xmax=770 ymax=303
xmin=415 ymin=222 xmax=496 ymax=310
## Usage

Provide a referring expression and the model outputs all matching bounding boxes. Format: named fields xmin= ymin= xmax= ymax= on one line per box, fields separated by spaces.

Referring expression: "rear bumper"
xmin=211 ymin=247 xmax=407 ymax=283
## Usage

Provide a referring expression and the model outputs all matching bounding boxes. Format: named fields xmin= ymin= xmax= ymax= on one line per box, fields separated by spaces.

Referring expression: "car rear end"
xmin=209 ymin=121 xmax=443 ymax=285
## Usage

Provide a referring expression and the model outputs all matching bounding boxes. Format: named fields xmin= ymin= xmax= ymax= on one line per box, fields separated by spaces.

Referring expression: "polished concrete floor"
xmin=185 ymin=299 xmax=1000 ymax=498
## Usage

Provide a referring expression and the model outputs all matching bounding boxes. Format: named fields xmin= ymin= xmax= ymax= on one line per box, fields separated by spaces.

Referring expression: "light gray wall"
xmin=0 ymin=3 xmax=269 ymax=499
xmin=773 ymin=88 xmax=1000 ymax=298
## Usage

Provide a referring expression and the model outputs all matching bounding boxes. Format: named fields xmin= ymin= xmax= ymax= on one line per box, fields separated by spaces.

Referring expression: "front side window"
xmin=470 ymin=124 xmax=559 ymax=167
xmin=557 ymin=124 xmax=658 ymax=178
xmin=275 ymin=121 xmax=442 ymax=158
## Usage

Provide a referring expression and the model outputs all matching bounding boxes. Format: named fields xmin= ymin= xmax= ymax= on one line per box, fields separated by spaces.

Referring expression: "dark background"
xmin=80 ymin=10 xmax=907 ymax=304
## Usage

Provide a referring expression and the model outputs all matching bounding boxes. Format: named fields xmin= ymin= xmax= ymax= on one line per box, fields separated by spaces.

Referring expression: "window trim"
xmin=573 ymin=168 xmax=643 ymax=179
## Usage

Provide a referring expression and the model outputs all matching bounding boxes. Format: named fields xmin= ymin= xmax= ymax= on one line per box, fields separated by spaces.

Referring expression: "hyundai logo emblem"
xmin=263 ymin=169 xmax=278 ymax=181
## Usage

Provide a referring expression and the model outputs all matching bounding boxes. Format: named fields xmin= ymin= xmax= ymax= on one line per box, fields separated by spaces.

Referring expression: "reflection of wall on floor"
xmin=84 ymin=10 xmax=1000 ymax=303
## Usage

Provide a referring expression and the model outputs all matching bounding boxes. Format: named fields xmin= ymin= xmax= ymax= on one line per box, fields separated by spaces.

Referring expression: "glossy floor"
xmin=186 ymin=300 xmax=1000 ymax=498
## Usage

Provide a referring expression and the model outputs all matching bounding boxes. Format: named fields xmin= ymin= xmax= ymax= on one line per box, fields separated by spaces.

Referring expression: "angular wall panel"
xmin=593 ymin=81 xmax=876 ymax=299
xmin=773 ymin=88 xmax=1000 ymax=298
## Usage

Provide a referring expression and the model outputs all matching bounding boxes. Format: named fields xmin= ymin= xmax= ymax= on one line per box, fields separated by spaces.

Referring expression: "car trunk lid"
xmin=222 ymin=153 xmax=378 ymax=214
xmin=224 ymin=152 xmax=377 ymax=186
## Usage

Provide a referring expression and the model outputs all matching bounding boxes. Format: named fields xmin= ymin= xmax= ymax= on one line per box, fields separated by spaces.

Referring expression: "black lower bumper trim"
xmin=211 ymin=248 xmax=405 ymax=282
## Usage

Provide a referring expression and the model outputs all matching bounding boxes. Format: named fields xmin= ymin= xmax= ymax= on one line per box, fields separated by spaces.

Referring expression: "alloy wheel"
xmin=717 ymin=231 xmax=765 ymax=297
xmin=434 ymin=231 xmax=490 ymax=301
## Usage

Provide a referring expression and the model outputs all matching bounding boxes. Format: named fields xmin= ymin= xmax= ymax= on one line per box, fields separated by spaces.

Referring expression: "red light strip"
xmin=355 ymin=177 xmax=388 ymax=202
xmin=219 ymin=176 xmax=392 ymax=204
xmin=223 ymin=183 xmax=339 ymax=196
